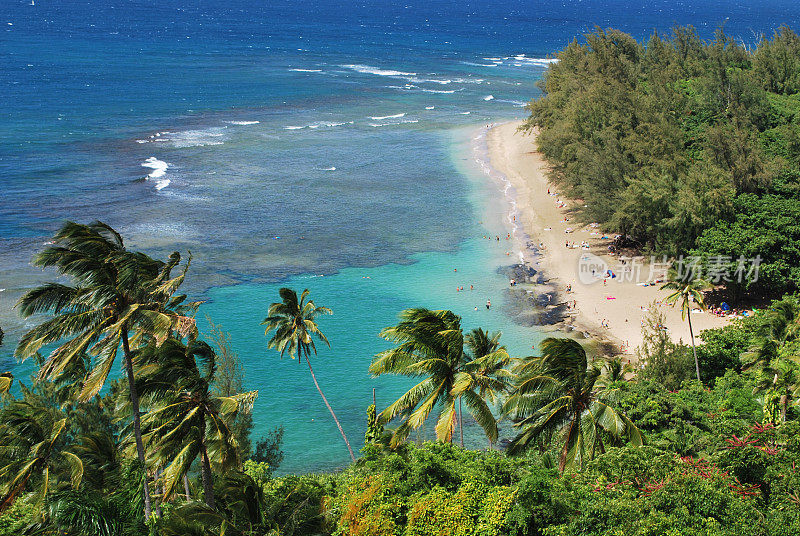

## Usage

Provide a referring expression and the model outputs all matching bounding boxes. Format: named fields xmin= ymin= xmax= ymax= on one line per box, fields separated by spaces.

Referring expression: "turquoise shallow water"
xmin=200 ymin=126 xmax=545 ymax=473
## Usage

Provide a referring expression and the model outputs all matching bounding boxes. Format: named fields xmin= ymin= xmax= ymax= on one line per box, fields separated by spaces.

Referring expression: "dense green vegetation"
xmin=524 ymin=25 xmax=800 ymax=298
xmin=0 ymin=220 xmax=798 ymax=535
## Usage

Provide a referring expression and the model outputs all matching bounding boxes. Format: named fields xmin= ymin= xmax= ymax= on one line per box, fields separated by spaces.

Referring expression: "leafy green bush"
xmin=0 ymin=499 xmax=36 ymax=536
xmin=405 ymin=479 xmax=516 ymax=536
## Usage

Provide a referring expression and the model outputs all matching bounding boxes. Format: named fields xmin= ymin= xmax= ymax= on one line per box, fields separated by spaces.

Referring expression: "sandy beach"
xmin=487 ymin=121 xmax=731 ymax=356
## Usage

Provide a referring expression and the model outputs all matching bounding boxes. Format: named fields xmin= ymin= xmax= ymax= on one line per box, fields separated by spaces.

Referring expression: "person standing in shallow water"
xmin=486 ymin=299 xmax=491 ymax=310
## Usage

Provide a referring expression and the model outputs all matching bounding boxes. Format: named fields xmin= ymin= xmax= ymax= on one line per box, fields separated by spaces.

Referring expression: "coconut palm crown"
xmin=14 ymin=221 xmax=195 ymax=521
xmin=504 ymin=338 xmax=643 ymax=471
xmin=261 ymin=288 xmax=355 ymax=462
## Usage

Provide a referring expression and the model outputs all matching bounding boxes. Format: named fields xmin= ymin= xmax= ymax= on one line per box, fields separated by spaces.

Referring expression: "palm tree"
xmin=759 ymin=358 xmax=800 ymax=424
xmin=41 ymin=489 xmax=126 ymax=536
xmin=661 ymin=272 xmax=711 ymax=382
xmin=159 ymin=472 xmax=269 ymax=536
xmin=739 ymin=296 xmax=800 ymax=423
xmin=15 ymin=221 xmax=193 ymax=520
xmin=262 ymin=288 xmax=355 ymax=462
xmin=371 ymin=308 xmax=495 ymax=448
xmin=136 ymin=338 xmax=257 ymax=508
xmin=0 ymin=388 xmax=84 ymax=512
xmin=453 ymin=328 xmax=513 ymax=447
xmin=596 ymin=357 xmax=634 ymax=388
xmin=503 ymin=338 xmax=643 ymax=472
xmin=742 ymin=295 xmax=800 ymax=370
xmin=0 ymin=373 xmax=12 ymax=397
xmin=72 ymin=430 xmax=121 ymax=493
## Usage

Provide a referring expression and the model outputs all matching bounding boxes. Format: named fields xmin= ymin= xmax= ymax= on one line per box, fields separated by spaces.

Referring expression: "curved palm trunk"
xmin=559 ymin=413 xmax=580 ymax=473
xmin=122 ymin=329 xmax=153 ymax=520
xmin=199 ymin=417 xmax=216 ymax=509
xmin=687 ymin=312 xmax=701 ymax=382
xmin=780 ymin=393 xmax=788 ymax=423
xmin=154 ymin=467 xmax=163 ymax=518
xmin=458 ymin=397 xmax=464 ymax=447
xmin=304 ymin=354 xmax=355 ymax=462
xmin=0 ymin=472 xmax=31 ymax=513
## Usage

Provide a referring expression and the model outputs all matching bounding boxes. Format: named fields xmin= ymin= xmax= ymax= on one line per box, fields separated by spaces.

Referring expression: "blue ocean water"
xmin=2 ymin=0 xmax=799 ymax=472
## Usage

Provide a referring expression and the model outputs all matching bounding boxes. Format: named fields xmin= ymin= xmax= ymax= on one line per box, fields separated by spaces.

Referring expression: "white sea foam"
xmin=459 ymin=111 xmax=471 ymax=115
xmin=511 ymin=55 xmax=559 ymax=66
xmin=409 ymin=77 xmax=452 ymax=85
xmin=141 ymin=157 xmax=170 ymax=190
xmin=370 ymin=113 xmax=405 ymax=120
xmin=341 ymin=64 xmax=416 ymax=77
xmin=142 ymin=156 xmax=167 ymax=178
xmin=225 ymin=120 xmax=260 ymax=125
xmin=144 ymin=127 xmax=226 ymax=148
xmin=497 ymin=99 xmax=527 ymax=107
xmin=284 ymin=121 xmax=351 ymax=130
xmin=369 ymin=119 xmax=419 ymax=127
xmin=462 ymin=62 xmax=498 ymax=67
xmin=471 ymin=126 xmax=528 ymax=262
xmin=341 ymin=64 xmax=480 ymax=90
xmin=483 ymin=95 xmax=494 ymax=101
xmin=289 ymin=68 xmax=323 ymax=72
xmin=321 ymin=167 xmax=336 ymax=171
xmin=420 ymin=88 xmax=457 ymax=94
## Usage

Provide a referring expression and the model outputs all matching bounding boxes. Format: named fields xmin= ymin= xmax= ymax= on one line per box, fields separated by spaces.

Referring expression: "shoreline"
xmin=484 ymin=121 xmax=731 ymax=357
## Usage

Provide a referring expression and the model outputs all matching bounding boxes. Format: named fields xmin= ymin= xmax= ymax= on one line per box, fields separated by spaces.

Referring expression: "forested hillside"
xmin=524 ymin=26 xmax=800 ymax=297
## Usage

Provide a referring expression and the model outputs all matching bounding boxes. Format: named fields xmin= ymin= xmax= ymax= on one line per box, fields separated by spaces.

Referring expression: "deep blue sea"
xmin=2 ymin=0 xmax=799 ymax=473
